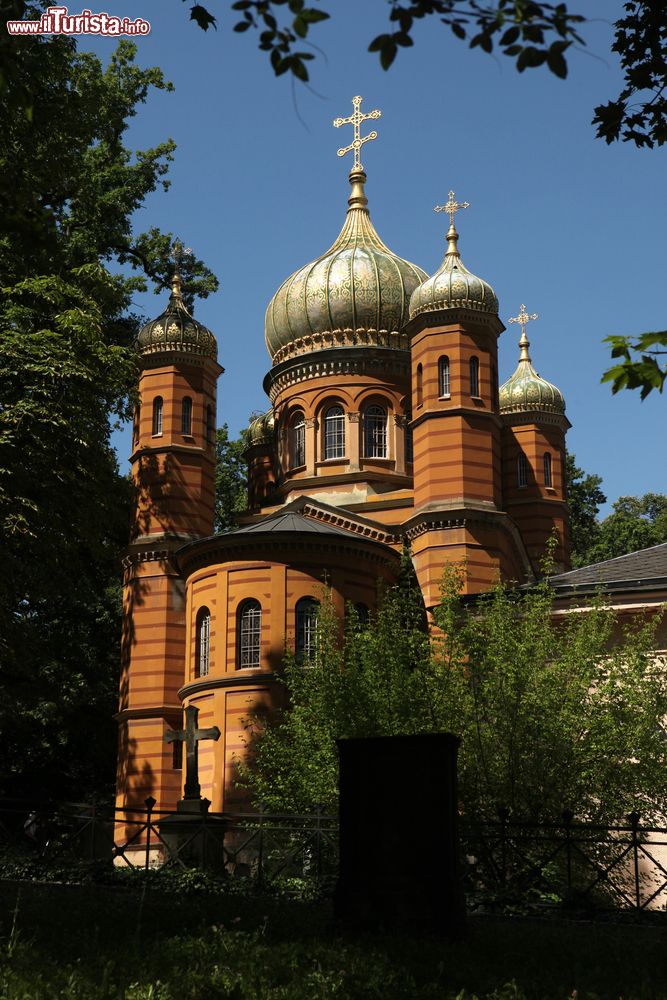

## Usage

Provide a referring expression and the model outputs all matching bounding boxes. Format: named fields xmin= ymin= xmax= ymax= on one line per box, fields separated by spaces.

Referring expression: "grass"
xmin=0 ymin=878 xmax=666 ymax=999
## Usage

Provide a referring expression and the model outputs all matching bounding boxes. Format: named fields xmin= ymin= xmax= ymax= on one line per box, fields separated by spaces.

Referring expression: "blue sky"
xmin=79 ymin=1 xmax=665 ymax=514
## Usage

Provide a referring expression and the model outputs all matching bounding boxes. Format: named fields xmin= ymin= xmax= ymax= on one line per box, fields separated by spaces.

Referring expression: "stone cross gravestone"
xmin=165 ymin=704 xmax=221 ymax=801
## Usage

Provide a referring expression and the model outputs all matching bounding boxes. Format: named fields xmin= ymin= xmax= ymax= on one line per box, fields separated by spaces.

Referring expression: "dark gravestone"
xmin=334 ymin=733 xmax=464 ymax=932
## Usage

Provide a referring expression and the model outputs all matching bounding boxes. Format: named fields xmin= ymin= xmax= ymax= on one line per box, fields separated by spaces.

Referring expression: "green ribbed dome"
xmin=136 ymin=273 xmax=217 ymax=361
xmin=409 ymin=221 xmax=498 ymax=319
xmin=265 ymin=168 xmax=427 ymax=365
xmin=499 ymin=330 xmax=565 ymax=416
xmin=246 ymin=409 xmax=275 ymax=447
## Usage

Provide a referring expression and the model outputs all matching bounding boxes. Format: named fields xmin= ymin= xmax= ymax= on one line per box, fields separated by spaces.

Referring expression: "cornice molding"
xmin=264 ymin=347 xmax=410 ymax=401
xmin=403 ymin=307 xmax=505 ymax=340
xmin=179 ymin=672 xmax=278 ymax=700
xmin=114 ymin=704 xmax=182 ymax=723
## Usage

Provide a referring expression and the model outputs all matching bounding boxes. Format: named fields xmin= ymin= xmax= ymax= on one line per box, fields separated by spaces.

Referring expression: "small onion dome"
xmin=409 ymin=220 xmax=498 ymax=319
xmin=246 ymin=409 xmax=275 ymax=448
xmin=264 ymin=168 xmax=427 ymax=365
xmin=499 ymin=329 xmax=565 ymax=416
xmin=136 ymin=271 xmax=217 ymax=361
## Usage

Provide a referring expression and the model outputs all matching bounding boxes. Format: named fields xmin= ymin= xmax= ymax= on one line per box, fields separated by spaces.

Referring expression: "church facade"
xmin=116 ymin=101 xmax=571 ymax=815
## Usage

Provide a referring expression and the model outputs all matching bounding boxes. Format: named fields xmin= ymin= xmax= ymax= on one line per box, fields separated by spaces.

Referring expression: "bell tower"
xmin=116 ymin=248 xmax=223 ymax=812
xmin=499 ymin=306 xmax=570 ymax=574
xmin=405 ymin=195 xmax=531 ymax=605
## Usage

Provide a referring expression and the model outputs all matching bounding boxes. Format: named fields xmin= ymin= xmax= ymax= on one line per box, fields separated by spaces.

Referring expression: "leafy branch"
xmin=602 ymin=331 xmax=667 ymax=398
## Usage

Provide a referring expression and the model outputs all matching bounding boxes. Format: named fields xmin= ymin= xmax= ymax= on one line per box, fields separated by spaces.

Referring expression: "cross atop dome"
xmin=333 ymin=95 xmax=381 ymax=172
xmin=509 ymin=303 xmax=539 ymax=361
xmin=434 ymin=190 xmax=469 ymax=228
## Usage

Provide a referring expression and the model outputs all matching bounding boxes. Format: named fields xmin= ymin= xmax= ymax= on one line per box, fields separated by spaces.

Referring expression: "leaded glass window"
xmin=291 ymin=413 xmax=305 ymax=468
xmin=416 ymin=363 xmax=423 ymax=407
xmin=196 ymin=607 xmax=211 ymax=677
xmin=323 ymin=405 xmax=345 ymax=459
xmin=181 ymin=396 xmax=193 ymax=435
xmin=296 ymin=597 xmax=319 ymax=661
xmin=518 ymin=452 xmax=529 ymax=489
xmin=439 ymin=356 xmax=451 ymax=397
xmin=237 ymin=599 xmax=261 ymax=669
xmin=363 ymin=405 xmax=387 ymax=459
xmin=544 ymin=452 xmax=553 ymax=487
xmin=469 ymin=356 xmax=480 ymax=397
xmin=152 ymin=396 xmax=163 ymax=437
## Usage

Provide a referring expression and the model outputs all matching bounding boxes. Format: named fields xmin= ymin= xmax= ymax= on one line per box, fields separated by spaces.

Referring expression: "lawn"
xmin=0 ymin=877 xmax=666 ymax=999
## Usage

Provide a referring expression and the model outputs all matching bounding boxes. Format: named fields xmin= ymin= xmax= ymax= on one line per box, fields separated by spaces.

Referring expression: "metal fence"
xmin=3 ymin=798 xmax=667 ymax=912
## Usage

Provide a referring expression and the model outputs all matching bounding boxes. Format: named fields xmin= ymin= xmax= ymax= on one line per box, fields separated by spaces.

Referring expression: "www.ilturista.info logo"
xmin=6 ymin=6 xmax=150 ymax=35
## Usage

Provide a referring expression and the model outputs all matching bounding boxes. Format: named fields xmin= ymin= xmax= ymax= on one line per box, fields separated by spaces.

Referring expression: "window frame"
xmin=152 ymin=396 xmax=163 ymax=437
xmin=363 ymin=404 xmax=388 ymax=459
xmin=544 ymin=451 xmax=553 ymax=488
xmin=439 ymin=356 xmax=451 ymax=398
xmin=181 ymin=396 xmax=193 ymax=436
xmin=323 ymin=404 xmax=345 ymax=460
xmin=469 ymin=356 xmax=480 ymax=398
xmin=295 ymin=597 xmax=320 ymax=662
xmin=195 ymin=606 xmax=211 ymax=677
xmin=517 ymin=452 xmax=529 ymax=489
xmin=416 ymin=363 xmax=423 ymax=408
xmin=237 ymin=599 xmax=262 ymax=670
xmin=290 ymin=411 xmax=306 ymax=469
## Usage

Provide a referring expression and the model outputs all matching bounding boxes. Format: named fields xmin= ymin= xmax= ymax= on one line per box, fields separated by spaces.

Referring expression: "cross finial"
xmin=434 ymin=190 xmax=470 ymax=227
xmin=333 ymin=95 xmax=381 ymax=172
xmin=509 ymin=304 xmax=539 ymax=361
xmin=170 ymin=240 xmax=192 ymax=299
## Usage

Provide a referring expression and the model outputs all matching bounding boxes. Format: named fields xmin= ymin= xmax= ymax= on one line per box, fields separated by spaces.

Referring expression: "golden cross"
xmin=171 ymin=240 xmax=193 ymax=269
xmin=508 ymin=304 xmax=539 ymax=336
xmin=333 ymin=95 xmax=381 ymax=171
xmin=434 ymin=191 xmax=470 ymax=227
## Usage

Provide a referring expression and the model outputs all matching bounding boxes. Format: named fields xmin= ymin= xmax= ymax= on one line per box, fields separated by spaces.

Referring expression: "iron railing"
xmin=4 ymin=798 xmax=667 ymax=911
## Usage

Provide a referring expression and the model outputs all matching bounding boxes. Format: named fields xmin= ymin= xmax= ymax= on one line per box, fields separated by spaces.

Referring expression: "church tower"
xmin=116 ymin=251 xmax=223 ymax=811
xmin=499 ymin=307 xmax=570 ymax=573
xmin=404 ymin=196 xmax=530 ymax=606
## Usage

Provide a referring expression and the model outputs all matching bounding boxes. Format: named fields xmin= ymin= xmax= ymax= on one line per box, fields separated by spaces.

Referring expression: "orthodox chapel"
xmin=116 ymin=98 xmax=572 ymax=815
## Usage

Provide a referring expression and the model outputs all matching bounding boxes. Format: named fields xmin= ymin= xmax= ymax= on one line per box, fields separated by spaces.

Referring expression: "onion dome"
xmin=246 ymin=409 xmax=275 ymax=448
xmin=499 ymin=316 xmax=565 ymax=416
xmin=264 ymin=167 xmax=427 ymax=365
xmin=409 ymin=195 xmax=498 ymax=319
xmin=136 ymin=268 xmax=218 ymax=361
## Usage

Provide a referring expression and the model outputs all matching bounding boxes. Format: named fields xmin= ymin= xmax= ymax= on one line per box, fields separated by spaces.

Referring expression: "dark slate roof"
xmin=548 ymin=542 xmax=667 ymax=593
xmin=233 ymin=510 xmax=356 ymax=539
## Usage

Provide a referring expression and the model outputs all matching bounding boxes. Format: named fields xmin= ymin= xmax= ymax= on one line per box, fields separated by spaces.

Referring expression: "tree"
xmin=240 ymin=566 xmax=667 ymax=824
xmin=0 ymin=29 xmax=217 ymax=796
xmin=184 ymin=1 xmax=667 ymax=149
xmin=214 ymin=424 xmax=249 ymax=532
xmin=585 ymin=493 xmax=667 ymax=565
xmin=602 ymin=330 xmax=667 ymax=399
xmin=564 ymin=451 xmax=607 ymax=568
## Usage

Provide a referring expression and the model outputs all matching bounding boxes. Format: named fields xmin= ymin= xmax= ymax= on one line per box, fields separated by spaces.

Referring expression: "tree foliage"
xmin=602 ymin=330 xmax=667 ymax=399
xmin=214 ymin=424 xmax=249 ymax=532
xmin=586 ymin=493 xmax=667 ymax=565
xmin=240 ymin=566 xmax=667 ymax=824
xmin=0 ymin=27 xmax=217 ymax=796
xmin=564 ymin=451 xmax=607 ymax=568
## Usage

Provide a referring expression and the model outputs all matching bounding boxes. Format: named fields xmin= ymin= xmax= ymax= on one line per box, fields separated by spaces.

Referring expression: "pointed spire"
xmin=508 ymin=304 xmax=539 ymax=363
xmin=169 ymin=240 xmax=192 ymax=308
xmin=434 ymin=191 xmax=469 ymax=258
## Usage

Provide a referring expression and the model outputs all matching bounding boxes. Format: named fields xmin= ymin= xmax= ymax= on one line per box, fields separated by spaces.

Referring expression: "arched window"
xmin=405 ymin=410 xmax=413 ymax=465
xmin=296 ymin=597 xmax=319 ymax=661
xmin=291 ymin=412 xmax=306 ymax=468
xmin=152 ymin=396 xmax=163 ymax=437
xmin=354 ymin=603 xmax=370 ymax=630
xmin=439 ymin=356 xmax=450 ymax=397
xmin=323 ymin=405 xmax=345 ymax=460
xmin=544 ymin=452 xmax=553 ymax=487
xmin=237 ymin=599 xmax=262 ymax=669
xmin=206 ymin=404 xmax=215 ymax=445
xmin=195 ymin=607 xmax=211 ymax=677
xmin=363 ymin=404 xmax=387 ymax=459
xmin=133 ymin=402 xmax=141 ymax=445
xmin=469 ymin=356 xmax=480 ymax=397
xmin=181 ymin=396 xmax=193 ymax=435
xmin=416 ymin=363 xmax=423 ymax=407
xmin=517 ymin=452 xmax=529 ymax=489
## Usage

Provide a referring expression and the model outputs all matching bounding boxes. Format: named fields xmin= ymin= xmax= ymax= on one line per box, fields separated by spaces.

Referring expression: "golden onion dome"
xmin=136 ymin=271 xmax=217 ymax=361
xmin=265 ymin=167 xmax=427 ymax=365
xmin=409 ymin=217 xmax=498 ymax=320
xmin=246 ymin=409 xmax=275 ymax=448
xmin=499 ymin=327 xmax=565 ymax=416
